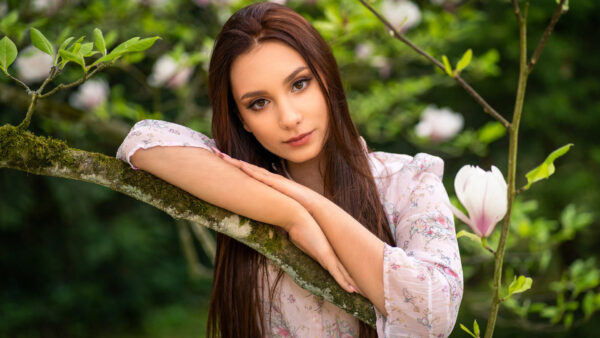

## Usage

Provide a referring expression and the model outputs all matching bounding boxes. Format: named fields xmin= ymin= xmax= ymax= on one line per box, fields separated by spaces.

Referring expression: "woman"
xmin=116 ymin=2 xmax=462 ymax=337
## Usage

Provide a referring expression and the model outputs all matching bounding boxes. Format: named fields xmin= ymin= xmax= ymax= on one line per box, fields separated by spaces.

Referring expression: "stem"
xmin=357 ymin=0 xmax=510 ymax=128
xmin=39 ymin=65 xmax=103 ymax=99
xmin=17 ymin=92 xmax=39 ymax=130
xmin=484 ymin=2 xmax=529 ymax=337
xmin=528 ymin=0 xmax=566 ymax=74
xmin=2 ymin=69 xmax=32 ymax=94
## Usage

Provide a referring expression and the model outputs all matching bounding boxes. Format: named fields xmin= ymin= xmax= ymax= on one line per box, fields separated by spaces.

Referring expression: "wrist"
xmin=281 ymin=201 xmax=311 ymax=232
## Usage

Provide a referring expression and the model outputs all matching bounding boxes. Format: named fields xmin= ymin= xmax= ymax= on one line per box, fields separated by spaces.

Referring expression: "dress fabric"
xmin=116 ymin=119 xmax=464 ymax=338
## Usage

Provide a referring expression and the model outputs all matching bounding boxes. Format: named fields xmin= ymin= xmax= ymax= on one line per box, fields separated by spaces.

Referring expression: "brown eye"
xmin=249 ymin=98 xmax=268 ymax=111
xmin=292 ymin=77 xmax=311 ymax=91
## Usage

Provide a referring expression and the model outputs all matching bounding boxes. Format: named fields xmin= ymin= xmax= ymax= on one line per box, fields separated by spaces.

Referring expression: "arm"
xmin=225 ymin=152 xmax=463 ymax=336
xmin=117 ymin=120 xmax=358 ymax=293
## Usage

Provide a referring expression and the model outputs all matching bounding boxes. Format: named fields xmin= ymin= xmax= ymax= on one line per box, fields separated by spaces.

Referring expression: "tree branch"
xmin=528 ymin=0 xmax=566 ymax=74
xmin=357 ymin=0 xmax=510 ymax=128
xmin=0 ymin=124 xmax=377 ymax=328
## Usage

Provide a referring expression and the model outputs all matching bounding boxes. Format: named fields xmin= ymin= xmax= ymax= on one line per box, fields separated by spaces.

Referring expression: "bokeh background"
xmin=1 ymin=0 xmax=598 ymax=336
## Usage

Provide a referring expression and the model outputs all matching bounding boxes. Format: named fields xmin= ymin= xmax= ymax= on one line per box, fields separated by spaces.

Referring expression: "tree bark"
xmin=0 ymin=123 xmax=377 ymax=327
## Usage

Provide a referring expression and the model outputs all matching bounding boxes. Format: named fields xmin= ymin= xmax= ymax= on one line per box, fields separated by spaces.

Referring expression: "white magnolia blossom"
xmin=382 ymin=0 xmax=422 ymax=31
xmin=453 ymin=165 xmax=508 ymax=238
xmin=148 ymin=55 xmax=193 ymax=89
xmin=15 ymin=46 xmax=54 ymax=84
xmin=415 ymin=105 xmax=464 ymax=142
xmin=69 ymin=79 xmax=110 ymax=111
xmin=370 ymin=55 xmax=392 ymax=78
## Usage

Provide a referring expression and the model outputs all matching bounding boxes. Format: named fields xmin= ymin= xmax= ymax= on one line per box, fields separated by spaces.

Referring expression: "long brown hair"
xmin=206 ymin=3 xmax=395 ymax=337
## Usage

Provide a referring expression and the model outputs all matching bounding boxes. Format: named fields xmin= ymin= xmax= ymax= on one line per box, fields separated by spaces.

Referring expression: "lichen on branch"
xmin=0 ymin=124 xmax=376 ymax=327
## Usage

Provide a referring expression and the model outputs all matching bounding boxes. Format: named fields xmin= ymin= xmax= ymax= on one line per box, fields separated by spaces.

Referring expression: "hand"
xmin=287 ymin=210 xmax=362 ymax=295
xmin=212 ymin=147 xmax=319 ymax=213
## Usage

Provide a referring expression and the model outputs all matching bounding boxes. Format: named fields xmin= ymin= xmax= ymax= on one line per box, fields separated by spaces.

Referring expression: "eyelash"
xmin=247 ymin=77 xmax=313 ymax=111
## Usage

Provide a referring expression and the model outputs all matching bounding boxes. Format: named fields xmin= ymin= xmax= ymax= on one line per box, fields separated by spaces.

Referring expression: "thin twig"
xmin=528 ymin=0 xmax=566 ymax=74
xmin=39 ymin=64 xmax=104 ymax=99
xmin=2 ymin=69 xmax=32 ymax=94
xmin=357 ymin=0 xmax=510 ymax=128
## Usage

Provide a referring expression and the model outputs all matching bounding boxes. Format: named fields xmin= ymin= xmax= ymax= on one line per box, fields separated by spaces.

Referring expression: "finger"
xmin=325 ymin=257 xmax=355 ymax=293
xmin=337 ymin=262 xmax=361 ymax=294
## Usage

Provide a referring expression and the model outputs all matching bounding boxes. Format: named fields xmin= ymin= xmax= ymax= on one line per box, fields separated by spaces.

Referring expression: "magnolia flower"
xmin=382 ymin=0 xmax=422 ymax=32
xmin=371 ymin=55 xmax=392 ymax=78
xmin=453 ymin=165 xmax=508 ymax=238
xmin=15 ymin=46 xmax=54 ymax=84
xmin=69 ymin=79 xmax=110 ymax=110
xmin=415 ymin=105 xmax=464 ymax=142
xmin=148 ymin=55 xmax=193 ymax=89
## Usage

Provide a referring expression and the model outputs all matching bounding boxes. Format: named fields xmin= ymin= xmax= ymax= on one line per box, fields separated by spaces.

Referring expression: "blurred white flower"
xmin=31 ymin=0 xmax=62 ymax=14
xmin=382 ymin=0 xmax=422 ymax=32
xmin=269 ymin=0 xmax=287 ymax=4
xmin=148 ymin=55 xmax=193 ymax=89
xmin=15 ymin=46 xmax=54 ymax=84
xmin=355 ymin=43 xmax=373 ymax=60
xmin=0 ymin=2 xmax=7 ymax=16
xmin=453 ymin=165 xmax=507 ymax=238
xmin=69 ymin=79 xmax=110 ymax=111
xmin=415 ymin=105 xmax=464 ymax=142
xmin=371 ymin=55 xmax=392 ymax=78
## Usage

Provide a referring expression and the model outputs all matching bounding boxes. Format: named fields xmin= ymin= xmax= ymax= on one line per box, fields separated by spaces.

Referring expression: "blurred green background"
xmin=1 ymin=0 xmax=598 ymax=336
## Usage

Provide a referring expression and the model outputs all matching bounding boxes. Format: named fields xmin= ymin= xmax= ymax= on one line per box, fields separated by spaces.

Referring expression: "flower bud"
xmin=453 ymin=165 xmax=507 ymax=238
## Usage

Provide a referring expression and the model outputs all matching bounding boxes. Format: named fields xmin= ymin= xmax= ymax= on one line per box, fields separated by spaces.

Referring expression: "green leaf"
xmin=524 ymin=143 xmax=574 ymax=190
xmin=59 ymin=36 xmax=74 ymax=52
xmin=59 ymin=49 xmax=85 ymax=70
xmin=0 ymin=36 xmax=18 ymax=71
xmin=478 ymin=121 xmax=506 ymax=144
xmin=456 ymin=230 xmax=482 ymax=245
xmin=67 ymin=36 xmax=85 ymax=53
xmin=456 ymin=49 xmax=473 ymax=73
xmin=79 ymin=42 xmax=95 ymax=57
xmin=507 ymin=275 xmax=533 ymax=298
xmin=110 ymin=37 xmax=140 ymax=55
xmin=127 ymin=36 xmax=160 ymax=52
xmin=442 ymin=55 xmax=453 ymax=77
xmin=93 ymin=28 xmax=107 ymax=55
xmin=30 ymin=27 xmax=54 ymax=57
xmin=459 ymin=323 xmax=477 ymax=338
xmin=473 ymin=320 xmax=480 ymax=337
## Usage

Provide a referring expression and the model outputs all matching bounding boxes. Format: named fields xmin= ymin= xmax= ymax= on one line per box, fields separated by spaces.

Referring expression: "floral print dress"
xmin=116 ymin=120 xmax=464 ymax=337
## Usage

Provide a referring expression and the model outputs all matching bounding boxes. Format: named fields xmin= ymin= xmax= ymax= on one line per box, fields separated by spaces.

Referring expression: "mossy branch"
xmin=0 ymin=124 xmax=377 ymax=328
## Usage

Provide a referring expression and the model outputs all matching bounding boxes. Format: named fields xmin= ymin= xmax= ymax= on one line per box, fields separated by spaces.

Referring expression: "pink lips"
xmin=284 ymin=131 xmax=313 ymax=146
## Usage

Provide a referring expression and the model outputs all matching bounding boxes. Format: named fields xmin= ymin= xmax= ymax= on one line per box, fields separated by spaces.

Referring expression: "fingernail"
xmin=349 ymin=285 xmax=357 ymax=293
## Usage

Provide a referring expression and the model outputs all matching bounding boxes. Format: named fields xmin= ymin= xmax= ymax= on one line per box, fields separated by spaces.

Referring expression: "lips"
xmin=284 ymin=131 xmax=313 ymax=143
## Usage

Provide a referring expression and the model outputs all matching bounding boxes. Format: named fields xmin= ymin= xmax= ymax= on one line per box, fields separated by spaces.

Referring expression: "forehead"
xmin=230 ymin=41 xmax=309 ymax=97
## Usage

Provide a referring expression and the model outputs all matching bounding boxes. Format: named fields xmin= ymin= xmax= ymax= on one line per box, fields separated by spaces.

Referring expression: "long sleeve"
xmin=116 ymin=119 xmax=217 ymax=168
xmin=372 ymin=153 xmax=463 ymax=338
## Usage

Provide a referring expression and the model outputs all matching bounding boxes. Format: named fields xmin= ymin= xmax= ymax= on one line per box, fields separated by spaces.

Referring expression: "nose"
xmin=277 ymin=98 xmax=303 ymax=130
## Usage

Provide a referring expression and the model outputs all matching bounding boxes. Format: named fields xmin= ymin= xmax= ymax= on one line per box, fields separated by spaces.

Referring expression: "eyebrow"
xmin=239 ymin=66 xmax=308 ymax=101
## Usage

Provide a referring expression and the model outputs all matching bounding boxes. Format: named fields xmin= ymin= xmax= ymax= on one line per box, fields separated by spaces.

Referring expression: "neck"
xmin=285 ymin=154 xmax=325 ymax=195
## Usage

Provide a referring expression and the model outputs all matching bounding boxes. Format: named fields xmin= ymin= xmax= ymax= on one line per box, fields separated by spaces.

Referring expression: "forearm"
xmin=130 ymin=146 xmax=301 ymax=230
xmin=304 ymin=196 xmax=387 ymax=315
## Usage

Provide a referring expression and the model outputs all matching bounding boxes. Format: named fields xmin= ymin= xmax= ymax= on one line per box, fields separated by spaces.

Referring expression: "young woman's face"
xmin=230 ymin=40 xmax=329 ymax=165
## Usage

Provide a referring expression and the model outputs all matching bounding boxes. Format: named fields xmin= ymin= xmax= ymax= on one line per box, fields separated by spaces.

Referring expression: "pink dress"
xmin=116 ymin=120 xmax=463 ymax=337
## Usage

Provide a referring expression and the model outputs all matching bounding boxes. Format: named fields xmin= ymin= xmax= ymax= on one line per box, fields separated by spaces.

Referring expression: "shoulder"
xmin=368 ymin=150 xmax=445 ymax=182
